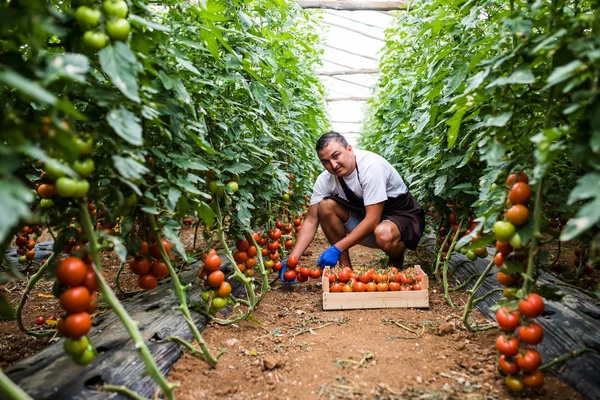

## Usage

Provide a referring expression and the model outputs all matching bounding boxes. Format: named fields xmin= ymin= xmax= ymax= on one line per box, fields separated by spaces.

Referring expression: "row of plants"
xmin=361 ymin=0 xmax=599 ymax=393
xmin=0 ymin=0 xmax=329 ymax=398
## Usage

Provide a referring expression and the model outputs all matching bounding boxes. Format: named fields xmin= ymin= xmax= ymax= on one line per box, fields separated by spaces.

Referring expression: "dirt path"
xmin=169 ymin=231 xmax=580 ymax=400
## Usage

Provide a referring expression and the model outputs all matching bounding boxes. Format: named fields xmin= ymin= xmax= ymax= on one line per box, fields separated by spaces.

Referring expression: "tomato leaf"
xmin=99 ymin=42 xmax=142 ymax=103
xmin=566 ymin=173 xmax=600 ymax=204
xmin=0 ymin=296 xmax=15 ymax=321
xmin=446 ymin=108 xmax=465 ymax=149
xmin=560 ymin=197 xmax=600 ymax=241
xmin=112 ymin=155 xmax=149 ymax=180
xmin=486 ymin=70 xmax=535 ymax=88
xmin=197 ymin=201 xmax=215 ymax=227
xmin=223 ymin=163 xmax=252 ymax=174
xmin=0 ymin=178 xmax=33 ymax=245
xmin=162 ymin=218 xmax=188 ymax=263
xmin=107 ymin=107 xmax=143 ymax=146
xmin=0 ymin=69 xmax=57 ymax=105
xmin=484 ymin=112 xmax=513 ymax=127
xmin=128 ymin=14 xmax=170 ymax=32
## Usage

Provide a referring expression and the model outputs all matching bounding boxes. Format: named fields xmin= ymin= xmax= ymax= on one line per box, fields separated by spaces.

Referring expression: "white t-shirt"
xmin=310 ymin=149 xmax=407 ymax=206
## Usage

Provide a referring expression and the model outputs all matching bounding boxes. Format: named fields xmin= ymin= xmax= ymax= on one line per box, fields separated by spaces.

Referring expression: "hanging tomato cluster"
xmin=233 ymin=235 xmax=261 ymax=278
xmin=14 ymin=224 xmax=42 ymax=264
xmin=127 ymin=237 xmax=171 ymax=290
xmin=54 ymin=256 xmax=98 ymax=365
xmin=73 ymin=0 xmax=131 ymax=53
xmin=438 ymin=205 xmax=482 ymax=260
xmin=325 ymin=266 xmax=424 ymax=292
xmin=198 ymin=250 xmax=231 ymax=314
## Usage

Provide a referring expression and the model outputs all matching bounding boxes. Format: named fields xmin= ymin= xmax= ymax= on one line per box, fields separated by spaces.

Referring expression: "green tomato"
xmin=74 ymin=137 xmax=94 ymax=155
xmin=509 ymin=232 xmax=523 ymax=249
xmin=102 ymin=0 xmax=128 ymax=18
xmin=82 ymin=31 xmax=108 ymax=52
xmin=424 ymin=226 xmax=432 ymax=234
xmin=211 ymin=297 xmax=227 ymax=310
xmin=226 ymin=181 xmax=239 ymax=192
xmin=282 ymin=193 xmax=290 ymax=201
xmin=466 ymin=250 xmax=477 ymax=261
xmin=201 ymin=290 xmax=214 ymax=302
xmin=73 ymin=180 xmax=90 ymax=198
xmin=75 ymin=6 xmax=101 ymax=30
xmin=460 ymin=247 xmax=468 ymax=255
xmin=73 ymin=345 xmax=96 ymax=365
xmin=73 ymin=158 xmax=95 ymax=177
xmin=18 ymin=255 xmax=28 ymax=264
xmin=45 ymin=159 xmax=67 ymax=180
xmin=40 ymin=198 xmax=55 ymax=209
xmin=494 ymin=221 xmax=515 ymax=243
xmin=56 ymin=177 xmax=78 ymax=197
xmin=106 ymin=18 xmax=130 ymax=41
xmin=64 ymin=336 xmax=90 ymax=356
xmin=208 ymin=181 xmax=224 ymax=196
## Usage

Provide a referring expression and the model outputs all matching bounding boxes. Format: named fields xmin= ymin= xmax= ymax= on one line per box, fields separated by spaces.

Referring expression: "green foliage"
xmin=362 ymin=0 xmax=600 ymax=251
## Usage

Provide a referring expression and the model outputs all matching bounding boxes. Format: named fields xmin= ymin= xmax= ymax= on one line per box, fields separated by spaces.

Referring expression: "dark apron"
xmin=324 ymin=163 xmax=425 ymax=250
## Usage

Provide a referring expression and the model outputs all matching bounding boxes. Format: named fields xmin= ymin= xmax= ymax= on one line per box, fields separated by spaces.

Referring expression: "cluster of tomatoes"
xmin=438 ymin=207 xmax=484 ymax=260
xmin=495 ymin=293 xmax=546 ymax=392
xmin=54 ymin=256 xmax=99 ymax=365
xmin=493 ymin=172 xmax=531 ymax=255
xmin=325 ymin=266 xmax=424 ymax=292
xmin=280 ymin=255 xmax=322 ymax=282
xmin=37 ymin=154 xmax=93 ymax=208
xmin=128 ymin=238 xmax=171 ymax=290
xmin=574 ymin=246 xmax=597 ymax=275
xmin=14 ymin=224 xmax=42 ymax=264
xmin=73 ymin=0 xmax=131 ymax=53
xmin=198 ymin=250 xmax=232 ymax=314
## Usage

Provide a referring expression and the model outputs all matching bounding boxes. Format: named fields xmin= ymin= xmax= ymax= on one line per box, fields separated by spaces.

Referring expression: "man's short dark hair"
xmin=316 ymin=131 xmax=349 ymax=152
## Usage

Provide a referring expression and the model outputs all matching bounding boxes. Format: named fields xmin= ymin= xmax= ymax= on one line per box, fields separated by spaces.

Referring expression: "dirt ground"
xmin=0 ymin=226 xmax=588 ymax=399
xmin=168 ymin=231 xmax=581 ymax=400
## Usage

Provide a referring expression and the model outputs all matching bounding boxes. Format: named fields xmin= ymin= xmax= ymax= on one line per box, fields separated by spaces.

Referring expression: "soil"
xmin=0 ymin=226 xmax=590 ymax=399
xmin=168 ymin=230 xmax=582 ymax=400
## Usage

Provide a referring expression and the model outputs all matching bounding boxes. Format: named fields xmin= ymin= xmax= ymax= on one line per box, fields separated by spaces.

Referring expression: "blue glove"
xmin=317 ymin=245 xmax=342 ymax=268
xmin=279 ymin=259 xmax=297 ymax=285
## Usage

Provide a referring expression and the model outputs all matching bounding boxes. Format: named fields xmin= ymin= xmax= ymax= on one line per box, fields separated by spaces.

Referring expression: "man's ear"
xmin=347 ymin=144 xmax=353 ymax=153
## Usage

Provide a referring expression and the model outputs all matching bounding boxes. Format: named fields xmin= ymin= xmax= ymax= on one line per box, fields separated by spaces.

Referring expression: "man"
xmin=281 ymin=132 xmax=425 ymax=281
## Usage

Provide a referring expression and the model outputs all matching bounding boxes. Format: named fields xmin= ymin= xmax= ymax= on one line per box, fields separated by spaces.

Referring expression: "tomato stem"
xmin=147 ymin=214 xmax=219 ymax=367
xmin=524 ymin=178 xmax=544 ymax=293
xmin=79 ymin=201 xmax=177 ymax=398
xmin=114 ymin=259 xmax=142 ymax=296
xmin=442 ymin=219 xmax=464 ymax=307
xmin=100 ymin=384 xmax=150 ymax=400
xmin=539 ymin=347 xmax=597 ymax=372
xmin=0 ymin=368 xmax=34 ymax=400
xmin=461 ymin=259 xmax=497 ymax=333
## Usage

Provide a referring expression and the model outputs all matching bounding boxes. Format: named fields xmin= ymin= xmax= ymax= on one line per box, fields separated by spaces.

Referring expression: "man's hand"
xmin=279 ymin=259 xmax=297 ymax=284
xmin=317 ymin=245 xmax=342 ymax=268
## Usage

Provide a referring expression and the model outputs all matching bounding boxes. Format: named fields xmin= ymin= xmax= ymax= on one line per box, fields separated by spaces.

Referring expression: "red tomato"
xmin=496 ymin=307 xmax=520 ymax=331
xmin=376 ymin=282 xmax=389 ymax=292
xmin=83 ymin=268 xmax=99 ymax=293
xmin=139 ymin=274 xmax=158 ymax=290
xmin=217 ymin=281 xmax=232 ymax=297
xmin=267 ymin=241 xmax=280 ymax=251
xmin=204 ymin=254 xmax=221 ymax=272
xmin=60 ymin=286 xmax=91 ymax=314
xmin=522 ymin=370 xmax=544 ymax=389
xmin=518 ymin=293 xmax=544 ymax=318
xmin=62 ymin=312 xmax=92 ymax=339
xmin=494 ymin=252 xmax=504 ymax=267
xmin=269 ymin=229 xmax=282 ymax=240
xmin=283 ymin=270 xmax=296 ymax=282
xmin=353 ymin=281 xmax=366 ymax=292
xmin=247 ymin=246 xmax=258 ymax=258
xmin=129 ymin=256 xmax=151 ymax=276
xmin=149 ymin=239 xmax=171 ymax=260
xmin=207 ymin=270 xmax=225 ymax=287
xmin=389 ymin=282 xmax=401 ymax=291
xmin=297 ymin=272 xmax=308 ymax=282
xmin=268 ymin=251 xmax=280 ymax=261
xmin=495 ymin=335 xmax=519 ymax=356
xmin=498 ymin=354 xmax=520 ymax=375
xmin=151 ymin=261 xmax=169 ymax=279
xmin=497 ymin=272 xmax=517 ymax=287
xmin=342 ymin=284 xmax=353 ymax=292
xmin=233 ymin=251 xmax=248 ymax=264
xmin=518 ymin=322 xmax=544 ymax=345
xmin=330 ymin=283 xmax=343 ymax=292
xmin=412 ymin=283 xmax=422 ymax=291
xmin=309 ymin=268 xmax=322 ymax=279
xmin=56 ymin=257 xmax=87 ymax=287
xmin=245 ymin=257 xmax=257 ymax=269
xmin=366 ymin=282 xmax=377 ymax=292
xmin=516 ymin=348 xmax=542 ymax=373
xmin=287 ymin=255 xmax=298 ymax=268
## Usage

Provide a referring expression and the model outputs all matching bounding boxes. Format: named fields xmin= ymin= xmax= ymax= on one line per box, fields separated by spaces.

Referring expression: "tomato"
xmin=60 ymin=286 xmax=91 ymax=314
xmin=63 ymin=312 xmax=92 ymax=339
xmin=236 ymin=239 xmax=249 ymax=252
xmin=516 ymin=348 xmax=542 ymax=372
xmin=106 ymin=18 xmax=131 ymax=41
xmin=376 ymin=282 xmax=389 ymax=292
xmin=37 ymin=183 xmax=55 ymax=198
xmin=518 ymin=293 xmax=544 ymax=318
xmin=509 ymin=233 xmax=523 ymax=249
xmin=137 ymin=274 xmax=157 ymax=290
xmin=233 ymin=250 xmax=248 ymax=264
xmin=284 ymin=239 xmax=294 ymax=249
xmin=227 ymin=181 xmax=239 ymax=192
xmin=309 ymin=268 xmax=322 ymax=279
xmin=201 ymin=290 xmax=214 ymax=302
xmin=353 ymin=281 xmax=366 ymax=292
xmin=103 ymin=0 xmax=128 ymax=18
xmin=75 ymin=6 xmax=101 ymax=29
xmin=208 ymin=180 xmax=224 ymax=195
xmin=139 ymin=241 xmax=149 ymax=256
xmin=56 ymin=177 xmax=78 ymax=197
xmin=264 ymin=259 xmax=274 ymax=269
xmin=466 ymin=250 xmax=477 ymax=261
xmin=183 ymin=217 xmax=193 ymax=226
xmin=495 ymin=335 xmax=519 ymax=357
xmin=245 ymin=257 xmax=256 ymax=269
xmin=518 ymin=322 xmax=544 ymax=345
xmin=64 ymin=336 xmax=89 ymax=356
xmin=496 ymin=307 xmax=520 ymax=331
xmin=282 ymin=193 xmax=290 ymax=201
xmin=294 ymin=218 xmax=302 ymax=227
xmin=151 ymin=261 xmax=169 ymax=279
xmin=217 ymin=281 xmax=232 ymax=297
xmin=448 ymin=212 xmax=457 ymax=224
xmin=150 ymin=239 xmax=171 ymax=260
xmin=86 ymin=292 xmax=99 ymax=313
xmin=474 ymin=247 xmax=487 ymax=258
xmin=498 ymin=354 xmax=519 ymax=375
xmin=267 ymin=241 xmax=279 ymax=251
xmin=287 ymin=255 xmax=298 ymax=268
xmin=269 ymin=229 xmax=282 ymax=240
xmin=494 ymin=252 xmax=504 ymax=267
xmin=337 ymin=269 xmax=351 ymax=283
xmin=494 ymin=221 xmax=515 ymax=243
xmin=18 ymin=255 xmax=28 ymax=264
xmin=73 ymin=345 xmax=96 ymax=365
xmin=412 ymin=283 xmax=422 ymax=290
xmin=82 ymin=31 xmax=108 ymax=52
xmin=73 ymin=158 xmax=95 ymax=177
xmin=297 ymin=273 xmax=308 ymax=282
xmin=40 ymin=198 xmax=55 ymax=208
xmin=57 ymin=257 xmax=87 ymax=287
xmin=497 ymin=271 xmax=516 ymax=287
xmin=212 ymin=297 xmax=227 ymax=310
xmin=25 ymin=250 xmax=35 ymax=260
xmin=283 ymin=270 xmax=296 ymax=282
xmin=207 ymin=270 xmax=225 ymax=287
xmin=506 ymin=204 xmax=529 ymax=226
xmin=388 ymin=281 xmax=400 ymax=291
xmin=268 ymin=251 xmax=279 ymax=261
xmin=36 ymin=316 xmax=46 ymax=325
xmin=522 ymin=370 xmax=544 ymax=389
xmin=129 ymin=256 xmax=151 ymax=276
xmin=496 ymin=241 xmax=513 ymax=256
xmin=247 ymin=246 xmax=258 ymax=258
xmin=330 ymin=283 xmax=343 ymax=292
xmin=505 ymin=375 xmax=524 ymax=393
xmin=341 ymin=284 xmax=353 ymax=292
xmin=74 ymin=137 xmax=94 ymax=155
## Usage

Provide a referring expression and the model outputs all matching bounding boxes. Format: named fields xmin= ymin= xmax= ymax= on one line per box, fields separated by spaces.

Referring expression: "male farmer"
xmin=281 ymin=132 xmax=425 ymax=281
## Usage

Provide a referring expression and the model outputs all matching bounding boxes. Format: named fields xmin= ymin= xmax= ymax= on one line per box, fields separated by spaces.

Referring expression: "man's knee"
xmin=374 ymin=223 xmax=401 ymax=253
xmin=318 ymin=199 xmax=340 ymax=218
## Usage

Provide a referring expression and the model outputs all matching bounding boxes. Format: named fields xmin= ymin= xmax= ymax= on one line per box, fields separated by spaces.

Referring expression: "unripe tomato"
xmin=74 ymin=137 xmax=94 ymax=155
xmin=73 ymin=345 xmax=96 ymax=365
xmin=75 ymin=6 xmax=101 ymax=30
xmin=494 ymin=221 xmax=515 ymax=243
xmin=505 ymin=375 xmax=523 ymax=393
xmin=106 ymin=18 xmax=131 ymax=41
xmin=56 ymin=177 xmax=78 ymax=197
xmin=102 ymin=0 xmax=128 ymax=17
xmin=64 ymin=336 xmax=90 ymax=356
xmin=82 ymin=31 xmax=108 ymax=52
xmin=226 ymin=181 xmax=239 ymax=192
xmin=73 ymin=158 xmax=95 ymax=177
xmin=217 ymin=281 xmax=232 ymax=297
xmin=509 ymin=233 xmax=523 ymax=249
xmin=208 ymin=180 xmax=224 ymax=195
xmin=73 ymin=180 xmax=90 ymax=198
xmin=211 ymin=297 xmax=227 ymax=310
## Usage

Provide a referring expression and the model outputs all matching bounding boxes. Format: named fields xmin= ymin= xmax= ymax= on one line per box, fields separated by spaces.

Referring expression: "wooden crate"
xmin=321 ymin=265 xmax=429 ymax=310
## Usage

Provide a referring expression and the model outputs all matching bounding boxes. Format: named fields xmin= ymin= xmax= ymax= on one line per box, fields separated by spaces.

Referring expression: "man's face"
xmin=317 ymin=141 xmax=355 ymax=177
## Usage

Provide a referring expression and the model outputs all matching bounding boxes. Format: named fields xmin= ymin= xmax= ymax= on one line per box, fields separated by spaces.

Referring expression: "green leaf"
xmin=112 ymin=155 xmax=149 ymax=180
xmin=0 ymin=296 xmax=16 ymax=321
xmin=223 ymin=163 xmax=252 ymax=174
xmin=197 ymin=201 xmax=215 ymax=227
xmin=128 ymin=14 xmax=171 ymax=32
xmin=0 ymin=179 xmax=33 ymax=245
xmin=560 ymin=198 xmax=600 ymax=241
xmin=167 ymin=186 xmax=182 ymax=212
xmin=0 ymin=69 xmax=57 ymax=105
xmin=99 ymin=42 xmax=141 ymax=103
xmin=176 ymin=177 xmax=203 ymax=195
xmin=176 ymin=57 xmax=201 ymax=76
xmin=162 ymin=219 xmax=188 ymax=263
xmin=107 ymin=106 xmax=143 ymax=146
xmin=567 ymin=173 xmax=600 ymax=204
xmin=104 ymin=235 xmax=128 ymax=263
xmin=486 ymin=70 xmax=535 ymax=88
xmin=434 ymin=175 xmax=447 ymax=196
xmin=485 ymin=112 xmax=513 ymax=127
xmin=446 ymin=108 xmax=466 ymax=149
xmin=544 ymin=60 xmax=584 ymax=89
xmin=43 ymin=53 xmax=89 ymax=84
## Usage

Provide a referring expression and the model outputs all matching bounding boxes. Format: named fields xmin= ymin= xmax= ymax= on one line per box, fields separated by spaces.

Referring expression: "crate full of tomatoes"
xmin=322 ymin=265 xmax=429 ymax=310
